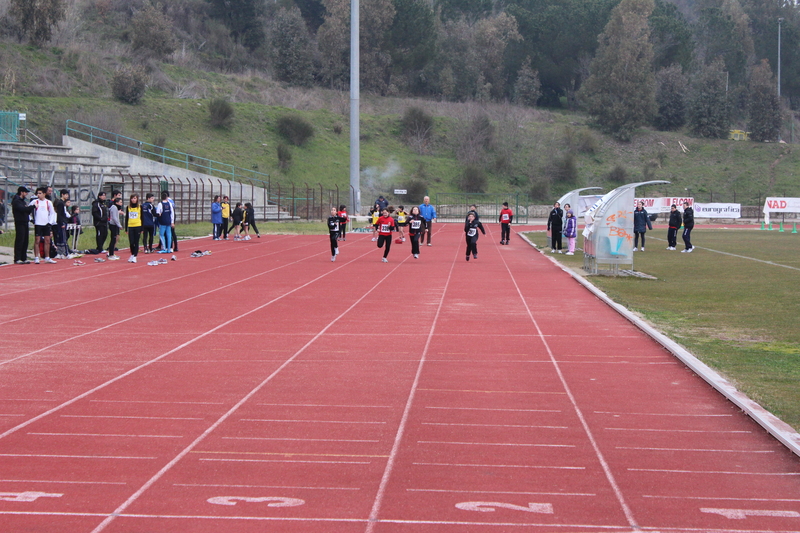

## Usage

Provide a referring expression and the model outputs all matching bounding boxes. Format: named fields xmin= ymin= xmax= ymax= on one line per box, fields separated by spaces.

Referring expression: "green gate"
xmin=434 ymin=193 xmax=528 ymax=223
xmin=0 ymin=111 xmax=20 ymax=142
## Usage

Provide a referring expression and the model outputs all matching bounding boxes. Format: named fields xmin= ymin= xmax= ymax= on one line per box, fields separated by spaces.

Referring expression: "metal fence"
xmin=434 ymin=193 xmax=529 ymax=223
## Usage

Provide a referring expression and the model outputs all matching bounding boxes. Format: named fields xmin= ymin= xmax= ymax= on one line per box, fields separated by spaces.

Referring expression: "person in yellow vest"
xmin=395 ymin=205 xmax=408 ymax=242
xmin=221 ymin=195 xmax=231 ymax=240
xmin=125 ymin=194 xmax=143 ymax=263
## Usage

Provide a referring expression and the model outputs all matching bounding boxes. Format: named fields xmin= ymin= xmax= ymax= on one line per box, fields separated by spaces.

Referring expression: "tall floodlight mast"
xmin=349 ymin=0 xmax=361 ymax=214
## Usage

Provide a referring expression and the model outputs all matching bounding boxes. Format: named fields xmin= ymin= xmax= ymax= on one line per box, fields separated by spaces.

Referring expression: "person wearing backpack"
xmin=156 ymin=191 xmax=175 ymax=253
xmin=142 ymin=193 xmax=157 ymax=254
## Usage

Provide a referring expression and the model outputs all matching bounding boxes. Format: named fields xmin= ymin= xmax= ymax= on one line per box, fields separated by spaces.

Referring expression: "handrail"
xmin=65 ymin=120 xmax=271 ymax=185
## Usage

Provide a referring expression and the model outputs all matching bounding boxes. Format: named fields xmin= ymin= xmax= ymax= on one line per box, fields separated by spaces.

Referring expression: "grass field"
xmin=527 ymin=226 xmax=800 ymax=431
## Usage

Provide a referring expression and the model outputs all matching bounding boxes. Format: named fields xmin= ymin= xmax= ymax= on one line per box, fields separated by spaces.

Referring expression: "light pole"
xmin=349 ymin=0 xmax=361 ymax=214
xmin=778 ymin=17 xmax=784 ymax=142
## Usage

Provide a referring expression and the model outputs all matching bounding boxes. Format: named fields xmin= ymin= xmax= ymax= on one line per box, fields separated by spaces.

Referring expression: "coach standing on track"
xmin=418 ymin=196 xmax=437 ymax=246
xmin=12 ymin=186 xmax=34 ymax=264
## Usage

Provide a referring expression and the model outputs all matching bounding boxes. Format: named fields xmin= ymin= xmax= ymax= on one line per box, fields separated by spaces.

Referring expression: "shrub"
xmin=547 ymin=152 xmax=578 ymax=185
xmin=403 ymin=177 xmax=428 ymax=204
xmin=277 ymin=114 xmax=314 ymax=146
xmin=277 ymin=143 xmax=292 ymax=170
xmin=131 ymin=3 xmax=176 ymax=59
xmin=401 ymin=107 xmax=434 ymax=154
xmin=606 ymin=164 xmax=628 ymax=184
xmin=564 ymin=127 xmax=598 ymax=154
xmin=209 ymin=98 xmax=234 ymax=128
xmin=458 ymin=165 xmax=488 ymax=193
xmin=529 ymin=175 xmax=551 ymax=201
xmin=112 ymin=65 xmax=147 ymax=105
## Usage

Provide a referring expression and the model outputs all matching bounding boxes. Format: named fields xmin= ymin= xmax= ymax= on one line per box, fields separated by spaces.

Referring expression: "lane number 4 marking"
xmin=0 ymin=492 xmax=63 ymax=502
xmin=702 ymin=508 xmax=800 ymax=520
xmin=456 ymin=501 xmax=554 ymax=514
xmin=208 ymin=496 xmax=305 ymax=507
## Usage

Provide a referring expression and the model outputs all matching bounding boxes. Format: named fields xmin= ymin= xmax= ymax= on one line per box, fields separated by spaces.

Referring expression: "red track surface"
xmin=0 ymin=225 xmax=798 ymax=533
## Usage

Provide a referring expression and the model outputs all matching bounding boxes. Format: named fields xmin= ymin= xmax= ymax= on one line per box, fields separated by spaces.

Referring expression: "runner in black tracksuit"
xmin=327 ymin=207 xmax=345 ymax=262
xmin=681 ymin=202 xmax=694 ymax=252
xmin=464 ymin=213 xmax=485 ymax=261
xmin=407 ymin=206 xmax=424 ymax=259
xmin=667 ymin=204 xmax=681 ymax=250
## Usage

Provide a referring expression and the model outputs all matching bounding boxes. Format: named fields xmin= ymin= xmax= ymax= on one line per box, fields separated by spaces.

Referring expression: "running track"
xmin=0 ymin=224 xmax=798 ymax=533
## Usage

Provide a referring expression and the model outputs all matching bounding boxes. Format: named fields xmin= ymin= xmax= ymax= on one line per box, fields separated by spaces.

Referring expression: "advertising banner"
xmin=693 ymin=203 xmax=741 ymax=218
xmin=633 ymin=197 xmax=694 ymax=214
xmin=763 ymin=197 xmax=800 ymax=225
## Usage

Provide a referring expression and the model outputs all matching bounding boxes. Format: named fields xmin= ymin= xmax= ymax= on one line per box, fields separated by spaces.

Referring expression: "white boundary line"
xmin=518 ymin=233 xmax=800 ymax=458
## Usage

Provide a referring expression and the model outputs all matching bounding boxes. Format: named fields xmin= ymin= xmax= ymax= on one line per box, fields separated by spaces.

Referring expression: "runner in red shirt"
xmin=375 ymin=208 xmax=397 ymax=263
xmin=499 ymin=202 xmax=514 ymax=245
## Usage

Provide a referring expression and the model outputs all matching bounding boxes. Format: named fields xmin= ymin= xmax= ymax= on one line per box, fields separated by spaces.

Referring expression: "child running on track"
xmin=337 ymin=205 xmax=348 ymax=241
xmin=327 ymin=207 xmax=345 ymax=261
xmin=407 ymin=205 xmax=424 ymax=259
xmin=375 ymin=207 xmax=397 ymax=262
xmin=499 ymin=201 xmax=513 ymax=245
xmin=395 ymin=205 xmax=408 ymax=242
xmin=464 ymin=212 xmax=485 ymax=261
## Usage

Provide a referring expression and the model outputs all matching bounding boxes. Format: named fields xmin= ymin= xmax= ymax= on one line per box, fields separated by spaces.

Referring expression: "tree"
xmin=131 ymin=3 xmax=177 ymax=59
xmin=654 ymin=64 xmax=688 ymax=131
xmin=112 ymin=65 xmax=148 ymax=105
xmin=578 ymin=0 xmax=657 ymax=141
xmin=9 ymin=0 xmax=66 ymax=46
xmin=270 ymin=7 xmax=315 ymax=87
xmin=695 ymin=0 xmax=755 ymax=86
xmin=649 ymin=0 xmax=693 ymax=71
xmin=687 ymin=60 xmax=732 ymax=138
xmin=206 ymin=0 xmax=265 ymax=51
xmin=387 ymin=0 xmax=435 ymax=92
xmin=513 ymin=57 xmax=542 ymax=107
xmin=748 ymin=59 xmax=782 ymax=142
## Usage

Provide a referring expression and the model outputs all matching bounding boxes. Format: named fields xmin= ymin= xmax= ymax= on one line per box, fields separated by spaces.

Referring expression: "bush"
xmin=529 ymin=175 xmax=551 ymax=201
xmin=112 ymin=65 xmax=147 ymax=105
xmin=564 ymin=127 xmax=598 ymax=154
xmin=209 ymin=98 xmax=234 ymax=128
xmin=606 ymin=164 xmax=628 ymax=184
xmin=277 ymin=143 xmax=292 ymax=170
xmin=401 ymin=107 xmax=434 ymax=140
xmin=547 ymin=152 xmax=578 ymax=185
xmin=277 ymin=114 xmax=315 ymax=146
xmin=403 ymin=177 xmax=428 ymax=204
xmin=131 ymin=3 xmax=176 ymax=59
xmin=458 ymin=165 xmax=488 ymax=193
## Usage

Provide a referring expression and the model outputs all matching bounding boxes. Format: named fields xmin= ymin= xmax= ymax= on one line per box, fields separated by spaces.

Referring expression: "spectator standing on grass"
xmin=564 ymin=209 xmax=577 ymax=255
xmin=547 ymin=201 xmax=564 ymax=253
xmin=31 ymin=187 xmax=57 ymax=264
xmin=681 ymin=201 xmax=694 ymax=253
xmin=211 ymin=196 xmax=223 ymax=240
xmin=107 ymin=197 xmax=123 ymax=261
xmin=12 ymin=186 xmax=34 ymax=264
xmin=156 ymin=191 xmax=174 ymax=253
xmin=327 ymin=207 xmax=345 ymax=262
xmin=142 ymin=193 xmax=156 ymax=253
xmin=125 ymin=194 xmax=143 ymax=263
xmin=375 ymin=207 xmax=397 ymax=262
xmin=666 ymin=204 xmax=681 ymax=250
xmin=499 ymin=202 xmax=513 ymax=245
xmin=633 ymin=201 xmax=653 ymax=251
xmin=418 ymin=196 xmax=437 ymax=246
xmin=221 ymin=196 xmax=231 ymax=239
xmin=407 ymin=205 xmax=424 ymax=259
xmin=92 ymin=191 xmax=109 ymax=252
xmin=464 ymin=212 xmax=485 ymax=261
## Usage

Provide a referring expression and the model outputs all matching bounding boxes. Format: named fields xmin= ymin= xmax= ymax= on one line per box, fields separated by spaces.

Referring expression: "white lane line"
xmin=426 ymin=406 xmax=562 ymax=413
xmin=89 ymin=250 xmax=406 ymax=533
xmin=174 ymin=483 xmax=359 ymax=490
xmin=643 ymin=494 xmax=800 ymax=502
xmin=418 ymin=388 xmax=565 ymax=395
xmin=27 ymin=432 xmax=183 ymax=438
xmin=0 ymin=414 xmax=23 ymax=417
xmin=407 ymin=488 xmax=596 ymax=497
xmin=419 ymin=440 xmax=574 ymax=448
xmin=605 ymin=427 xmax=751 ymax=433
xmin=497 ymin=238 xmax=640 ymax=529
xmin=61 ymin=415 xmax=204 ymax=420
xmin=365 ymin=242 xmax=459 ymax=533
xmin=256 ymin=403 xmax=392 ymax=408
xmin=240 ymin=418 xmax=386 ymax=424
xmin=595 ymin=411 xmax=733 ymax=417
xmin=0 ymin=454 xmax=155 ymax=460
xmin=422 ymin=422 xmax=568 ymax=429
xmin=199 ymin=458 xmax=371 ymax=465
xmin=222 ymin=437 xmax=379 ymax=443
xmin=413 ymin=462 xmax=584 ymax=470
xmin=0 ymin=479 xmax=127 ymax=485
xmin=629 ymin=468 xmax=800 ymax=476
xmin=615 ymin=446 xmax=774 ymax=454
xmin=0 ymin=246 xmax=349 ymax=443
xmin=0 ymin=399 xmax=59 ymax=402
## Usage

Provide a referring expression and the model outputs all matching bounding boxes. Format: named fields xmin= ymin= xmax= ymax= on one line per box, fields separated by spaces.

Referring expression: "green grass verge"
xmin=526 ymin=228 xmax=800 ymax=431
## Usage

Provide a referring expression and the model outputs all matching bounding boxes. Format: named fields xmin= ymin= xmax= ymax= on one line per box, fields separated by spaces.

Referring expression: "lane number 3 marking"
xmin=0 ymin=492 xmax=63 ymax=502
xmin=208 ymin=496 xmax=305 ymax=507
xmin=702 ymin=508 xmax=800 ymax=520
xmin=456 ymin=501 xmax=554 ymax=514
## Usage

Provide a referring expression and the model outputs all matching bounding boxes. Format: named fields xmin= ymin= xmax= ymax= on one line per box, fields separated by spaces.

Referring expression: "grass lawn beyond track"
xmin=526 ymin=227 xmax=800 ymax=431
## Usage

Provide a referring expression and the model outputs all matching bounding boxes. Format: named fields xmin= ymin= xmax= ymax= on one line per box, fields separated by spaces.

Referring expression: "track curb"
xmin=517 ymin=232 xmax=800 ymax=458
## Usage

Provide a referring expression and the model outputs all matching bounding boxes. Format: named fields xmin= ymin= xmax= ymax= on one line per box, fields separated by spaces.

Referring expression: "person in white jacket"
xmin=31 ymin=187 xmax=58 ymax=264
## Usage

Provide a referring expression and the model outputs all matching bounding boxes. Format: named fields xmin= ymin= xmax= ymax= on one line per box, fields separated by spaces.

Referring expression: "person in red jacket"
xmin=499 ymin=202 xmax=513 ymax=245
xmin=374 ymin=207 xmax=397 ymax=262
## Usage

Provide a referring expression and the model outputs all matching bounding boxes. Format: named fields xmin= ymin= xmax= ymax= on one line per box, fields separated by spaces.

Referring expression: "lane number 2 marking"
xmin=456 ymin=501 xmax=554 ymax=514
xmin=702 ymin=508 xmax=800 ymax=520
xmin=208 ymin=496 xmax=305 ymax=507
xmin=0 ymin=492 xmax=63 ymax=502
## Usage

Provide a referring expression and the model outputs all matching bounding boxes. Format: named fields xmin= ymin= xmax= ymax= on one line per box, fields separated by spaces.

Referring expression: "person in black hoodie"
xmin=464 ymin=212 xmax=485 ymax=261
xmin=681 ymin=201 xmax=695 ymax=253
xmin=142 ymin=193 xmax=157 ymax=253
xmin=666 ymin=204 xmax=681 ymax=250
xmin=547 ymin=201 xmax=564 ymax=253
xmin=92 ymin=191 xmax=109 ymax=252
xmin=326 ymin=207 xmax=345 ymax=262
xmin=11 ymin=186 xmax=34 ymax=264
xmin=632 ymin=201 xmax=653 ymax=251
xmin=230 ymin=202 xmax=244 ymax=241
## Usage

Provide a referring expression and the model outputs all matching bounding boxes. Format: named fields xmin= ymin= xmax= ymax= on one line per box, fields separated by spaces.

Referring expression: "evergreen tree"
xmin=649 ymin=0 xmax=693 ymax=71
xmin=695 ymin=0 xmax=755 ymax=86
xmin=687 ymin=60 xmax=732 ymax=138
xmin=654 ymin=64 xmax=688 ymax=131
xmin=578 ymin=0 xmax=657 ymax=141
xmin=270 ymin=7 xmax=315 ymax=87
xmin=9 ymin=0 xmax=65 ymax=46
xmin=513 ymin=57 xmax=542 ymax=107
xmin=131 ymin=3 xmax=177 ymax=59
xmin=748 ymin=59 xmax=782 ymax=142
xmin=206 ymin=0 xmax=265 ymax=51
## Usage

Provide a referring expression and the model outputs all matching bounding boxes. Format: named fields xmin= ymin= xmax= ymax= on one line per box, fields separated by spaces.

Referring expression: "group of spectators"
xmin=210 ymin=195 xmax=261 ymax=241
